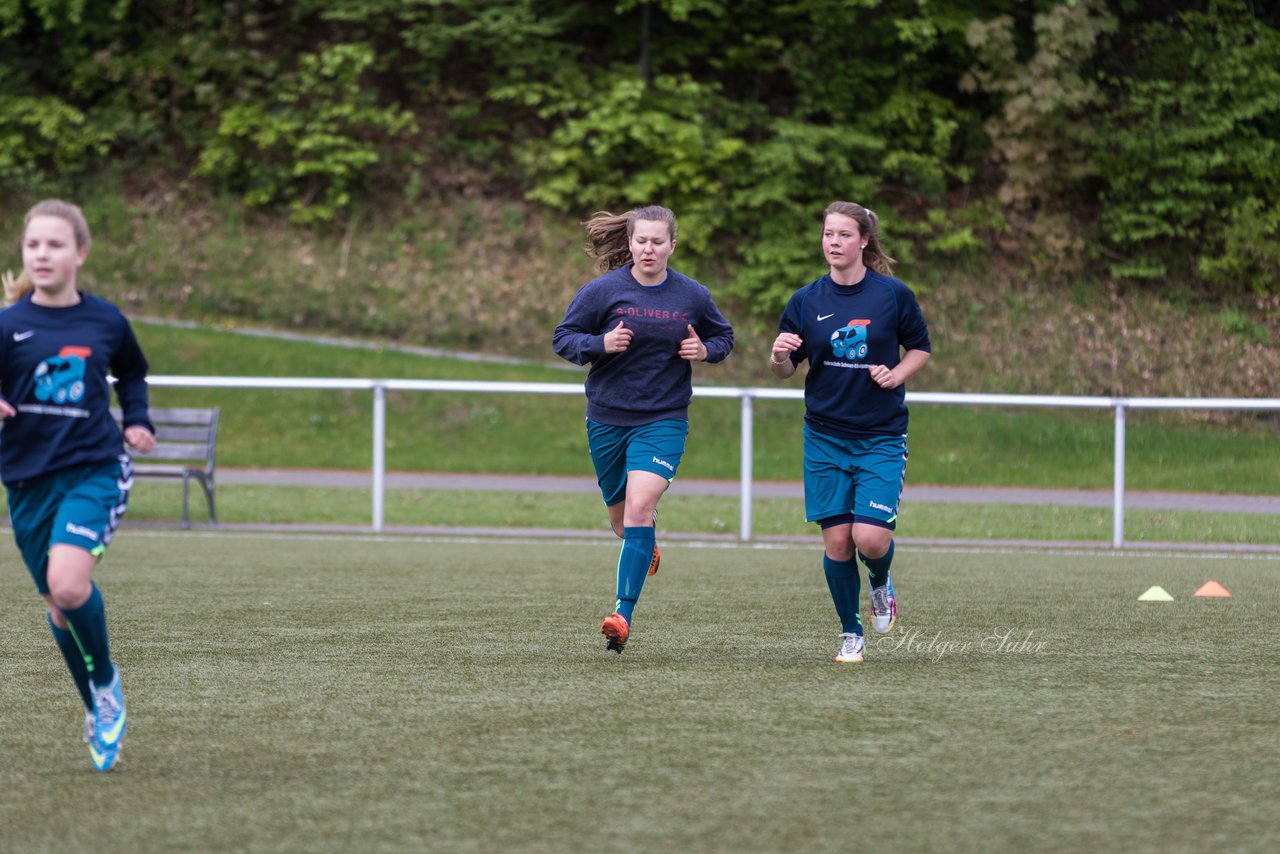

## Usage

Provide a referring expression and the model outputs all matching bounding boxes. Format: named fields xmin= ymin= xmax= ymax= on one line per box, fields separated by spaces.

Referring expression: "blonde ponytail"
xmin=2 ymin=269 xmax=31 ymax=305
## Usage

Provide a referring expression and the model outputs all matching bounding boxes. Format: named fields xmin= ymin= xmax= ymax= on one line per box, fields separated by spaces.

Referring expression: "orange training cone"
xmin=1194 ymin=580 xmax=1231 ymax=598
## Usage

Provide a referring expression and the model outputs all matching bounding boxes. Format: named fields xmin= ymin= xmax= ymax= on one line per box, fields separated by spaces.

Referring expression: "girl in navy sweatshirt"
xmin=553 ymin=205 xmax=734 ymax=653
xmin=1 ymin=200 xmax=154 ymax=771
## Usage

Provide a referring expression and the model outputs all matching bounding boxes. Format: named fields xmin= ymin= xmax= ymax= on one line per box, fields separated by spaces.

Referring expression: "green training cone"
xmin=1138 ymin=585 xmax=1175 ymax=602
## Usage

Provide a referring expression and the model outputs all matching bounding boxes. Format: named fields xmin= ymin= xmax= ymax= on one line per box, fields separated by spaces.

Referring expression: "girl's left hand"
xmin=124 ymin=425 xmax=156 ymax=454
xmin=868 ymin=364 xmax=899 ymax=389
xmin=679 ymin=324 xmax=707 ymax=361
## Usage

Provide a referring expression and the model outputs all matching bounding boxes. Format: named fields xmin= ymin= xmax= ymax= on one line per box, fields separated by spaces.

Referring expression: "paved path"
xmin=219 ymin=468 xmax=1280 ymax=515
xmin=102 ymin=468 xmax=1277 ymax=553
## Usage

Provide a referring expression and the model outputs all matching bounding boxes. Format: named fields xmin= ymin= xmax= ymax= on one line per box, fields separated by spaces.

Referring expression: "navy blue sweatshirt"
xmin=553 ymin=264 xmax=734 ymax=426
xmin=0 ymin=292 xmax=152 ymax=486
xmin=778 ymin=272 xmax=930 ymax=438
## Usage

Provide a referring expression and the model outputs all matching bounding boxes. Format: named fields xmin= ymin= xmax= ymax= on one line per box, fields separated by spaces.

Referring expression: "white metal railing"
xmin=145 ymin=377 xmax=1280 ymax=547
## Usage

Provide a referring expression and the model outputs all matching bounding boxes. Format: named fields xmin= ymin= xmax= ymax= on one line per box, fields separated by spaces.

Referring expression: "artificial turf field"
xmin=1 ymin=532 xmax=1277 ymax=853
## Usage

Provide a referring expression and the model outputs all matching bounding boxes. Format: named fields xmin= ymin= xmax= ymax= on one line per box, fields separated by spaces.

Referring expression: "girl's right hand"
xmin=0 ymin=399 xmax=15 ymax=420
xmin=604 ymin=321 xmax=633 ymax=354
xmin=771 ymin=332 xmax=802 ymax=364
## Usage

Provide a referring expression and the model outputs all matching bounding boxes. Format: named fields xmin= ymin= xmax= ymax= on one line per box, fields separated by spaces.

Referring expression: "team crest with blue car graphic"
xmin=830 ymin=319 xmax=870 ymax=360
xmin=34 ymin=346 xmax=92 ymax=404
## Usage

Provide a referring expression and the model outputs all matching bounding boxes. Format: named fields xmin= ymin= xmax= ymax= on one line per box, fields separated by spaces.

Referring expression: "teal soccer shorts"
xmin=586 ymin=418 xmax=689 ymax=506
xmin=6 ymin=457 xmax=132 ymax=594
xmin=802 ymin=424 xmax=907 ymax=530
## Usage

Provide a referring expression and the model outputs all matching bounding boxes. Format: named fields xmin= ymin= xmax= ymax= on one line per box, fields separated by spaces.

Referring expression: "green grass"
xmin=5 ymin=481 xmax=1277 ymax=545
xmin=2 ymin=534 xmax=1277 ymax=852
xmin=27 ymin=482 xmax=1276 ymax=546
xmin=133 ymin=321 xmax=1280 ymax=492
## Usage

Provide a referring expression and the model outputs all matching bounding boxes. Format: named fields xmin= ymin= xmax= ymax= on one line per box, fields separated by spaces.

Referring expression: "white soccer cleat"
xmin=834 ymin=632 xmax=865 ymax=663
xmin=870 ymin=584 xmax=897 ymax=634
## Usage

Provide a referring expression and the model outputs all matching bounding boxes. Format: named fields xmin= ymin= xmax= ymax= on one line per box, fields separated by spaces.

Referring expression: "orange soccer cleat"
xmin=648 ymin=546 xmax=661 ymax=577
xmin=600 ymin=612 xmax=630 ymax=653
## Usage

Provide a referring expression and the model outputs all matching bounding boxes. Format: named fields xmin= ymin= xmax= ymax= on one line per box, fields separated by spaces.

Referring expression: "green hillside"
xmin=132 ymin=320 xmax=1278 ymax=496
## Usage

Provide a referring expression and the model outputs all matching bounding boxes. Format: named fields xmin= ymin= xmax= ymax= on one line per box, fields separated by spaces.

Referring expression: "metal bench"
xmin=113 ymin=406 xmax=219 ymax=528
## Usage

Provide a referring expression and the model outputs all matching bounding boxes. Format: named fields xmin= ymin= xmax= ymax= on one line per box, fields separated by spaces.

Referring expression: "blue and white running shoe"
xmin=89 ymin=669 xmax=126 ymax=772
xmin=88 ymin=735 xmax=121 ymax=772
xmin=91 ymin=669 xmax=127 ymax=749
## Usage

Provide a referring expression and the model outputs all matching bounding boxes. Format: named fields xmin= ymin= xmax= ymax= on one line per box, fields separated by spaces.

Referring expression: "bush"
xmin=1096 ymin=1 xmax=1280 ymax=292
xmin=195 ymin=43 xmax=416 ymax=224
xmin=0 ymin=96 xmax=113 ymax=192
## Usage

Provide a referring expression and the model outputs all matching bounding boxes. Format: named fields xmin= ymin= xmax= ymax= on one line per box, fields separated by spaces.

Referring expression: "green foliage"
xmin=2 ymin=0 xmax=1280 ymax=315
xmin=322 ymin=0 xmax=583 ymax=186
xmin=0 ymin=0 xmax=138 ymax=186
xmin=1096 ymin=1 xmax=1280 ymax=291
xmin=0 ymin=0 xmax=129 ymax=38
xmin=962 ymin=1 xmax=1117 ymax=273
xmin=0 ymin=95 xmax=113 ymax=190
xmin=616 ymin=0 xmax=729 ymax=21
xmin=875 ymin=91 xmax=968 ymax=195
xmin=505 ymin=1 xmax=988 ymax=315
xmin=1218 ymin=306 xmax=1272 ymax=346
xmin=195 ymin=43 xmax=416 ymax=224
xmin=508 ymin=67 xmax=754 ymax=254
xmin=325 ymin=0 xmax=576 ymax=81
xmin=1197 ymin=198 xmax=1280 ymax=295
xmin=721 ymin=119 xmax=883 ymax=310
xmin=891 ymin=200 xmax=1006 ymax=286
xmin=783 ymin=0 xmax=979 ymax=194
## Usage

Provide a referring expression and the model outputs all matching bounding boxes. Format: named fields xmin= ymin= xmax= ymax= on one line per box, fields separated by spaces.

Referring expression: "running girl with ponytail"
xmin=553 ymin=205 xmax=734 ymax=654
xmin=769 ymin=201 xmax=931 ymax=664
xmin=2 ymin=199 xmax=154 ymax=771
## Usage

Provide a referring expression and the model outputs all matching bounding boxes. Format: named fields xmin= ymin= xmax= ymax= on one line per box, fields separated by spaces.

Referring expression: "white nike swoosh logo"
xmin=13 ymin=330 xmax=35 ymax=341
xmin=817 ymin=314 xmax=834 ymax=321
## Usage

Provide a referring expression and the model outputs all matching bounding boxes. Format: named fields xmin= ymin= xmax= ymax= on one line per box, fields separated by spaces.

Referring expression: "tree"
xmin=1095 ymin=0 xmax=1280 ymax=293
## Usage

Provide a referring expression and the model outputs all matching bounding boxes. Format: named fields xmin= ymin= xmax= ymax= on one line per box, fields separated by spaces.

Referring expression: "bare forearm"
xmin=893 ymin=349 xmax=930 ymax=385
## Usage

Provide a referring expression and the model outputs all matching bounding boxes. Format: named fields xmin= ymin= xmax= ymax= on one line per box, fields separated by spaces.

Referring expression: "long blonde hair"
xmin=823 ymin=201 xmax=895 ymax=276
xmin=582 ymin=205 xmax=678 ymax=272
xmin=5 ymin=199 xmax=92 ymax=304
